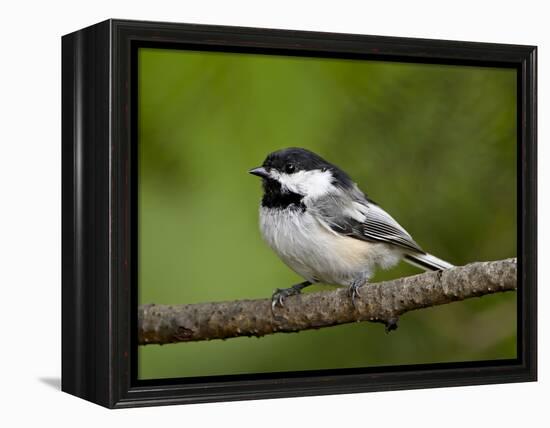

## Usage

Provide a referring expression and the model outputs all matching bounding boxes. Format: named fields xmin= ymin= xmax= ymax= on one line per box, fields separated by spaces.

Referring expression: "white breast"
xmin=259 ymin=207 xmax=402 ymax=286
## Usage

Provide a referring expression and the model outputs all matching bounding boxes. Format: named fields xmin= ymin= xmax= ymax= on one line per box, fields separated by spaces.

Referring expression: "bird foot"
xmin=271 ymin=281 xmax=311 ymax=310
xmin=347 ymin=280 xmax=365 ymax=307
xmin=271 ymin=285 xmax=302 ymax=309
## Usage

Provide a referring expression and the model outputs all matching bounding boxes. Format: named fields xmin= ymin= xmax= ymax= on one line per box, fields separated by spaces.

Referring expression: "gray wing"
xmin=314 ymin=188 xmax=424 ymax=254
xmin=359 ymin=202 xmax=424 ymax=253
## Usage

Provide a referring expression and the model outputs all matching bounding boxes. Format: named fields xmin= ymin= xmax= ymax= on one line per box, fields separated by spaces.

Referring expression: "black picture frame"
xmin=61 ymin=19 xmax=537 ymax=408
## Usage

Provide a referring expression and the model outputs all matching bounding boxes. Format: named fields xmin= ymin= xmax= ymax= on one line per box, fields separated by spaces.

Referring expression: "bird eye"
xmin=284 ymin=163 xmax=295 ymax=173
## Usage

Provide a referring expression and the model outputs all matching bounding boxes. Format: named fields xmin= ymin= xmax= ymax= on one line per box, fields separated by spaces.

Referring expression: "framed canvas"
xmin=61 ymin=19 xmax=537 ymax=408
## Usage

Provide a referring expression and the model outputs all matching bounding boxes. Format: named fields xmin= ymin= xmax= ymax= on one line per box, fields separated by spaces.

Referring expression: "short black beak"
xmin=249 ymin=166 xmax=269 ymax=178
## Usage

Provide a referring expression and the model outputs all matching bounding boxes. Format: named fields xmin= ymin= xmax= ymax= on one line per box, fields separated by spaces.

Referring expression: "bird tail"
xmin=404 ymin=252 xmax=454 ymax=271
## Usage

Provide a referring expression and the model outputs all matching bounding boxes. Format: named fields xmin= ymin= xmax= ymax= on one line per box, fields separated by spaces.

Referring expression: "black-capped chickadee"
xmin=249 ymin=147 xmax=453 ymax=308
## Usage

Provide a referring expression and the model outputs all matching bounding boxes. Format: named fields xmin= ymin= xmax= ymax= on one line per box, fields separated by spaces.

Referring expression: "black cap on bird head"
xmin=249 ymin=147 xmax=354 ymax=190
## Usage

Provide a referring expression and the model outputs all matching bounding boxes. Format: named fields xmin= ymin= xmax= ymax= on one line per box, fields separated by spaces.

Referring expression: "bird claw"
xmin=347 ymin=281 xmax=364 ymax=307
xmin=271 ymin=289 xmax=285 ymax=309
xmin=271 ymin=286 xmax=301 ymax=310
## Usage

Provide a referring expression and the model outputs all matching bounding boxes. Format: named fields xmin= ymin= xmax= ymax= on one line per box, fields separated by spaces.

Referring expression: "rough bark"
xmin=138 ymin=258 xmax=517 ymax=345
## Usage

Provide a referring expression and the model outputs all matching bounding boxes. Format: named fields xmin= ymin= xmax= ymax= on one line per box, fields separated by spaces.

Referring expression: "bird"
xmin=249 ymin=147 xmax=454 ymax=309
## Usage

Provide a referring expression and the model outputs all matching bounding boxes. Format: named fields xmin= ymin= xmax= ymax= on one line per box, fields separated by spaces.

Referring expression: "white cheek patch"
xmin=276 ymin=169 xmax=335 ymax=198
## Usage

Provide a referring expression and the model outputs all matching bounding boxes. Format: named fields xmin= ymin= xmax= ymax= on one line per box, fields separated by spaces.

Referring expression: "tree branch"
xmin=138 ymin=258 xmax=517 ymax=345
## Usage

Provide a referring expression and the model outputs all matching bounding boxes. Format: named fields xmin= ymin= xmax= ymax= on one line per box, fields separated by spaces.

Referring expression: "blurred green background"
xmin=138 ymin=48 xmax=517 ymax=380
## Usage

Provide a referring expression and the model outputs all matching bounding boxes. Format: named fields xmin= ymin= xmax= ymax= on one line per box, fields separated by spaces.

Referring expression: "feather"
xmin=316 ymin=192 xmax=424 ymax=254
xmin=404 ymin=253 xmax=455 ymax=271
